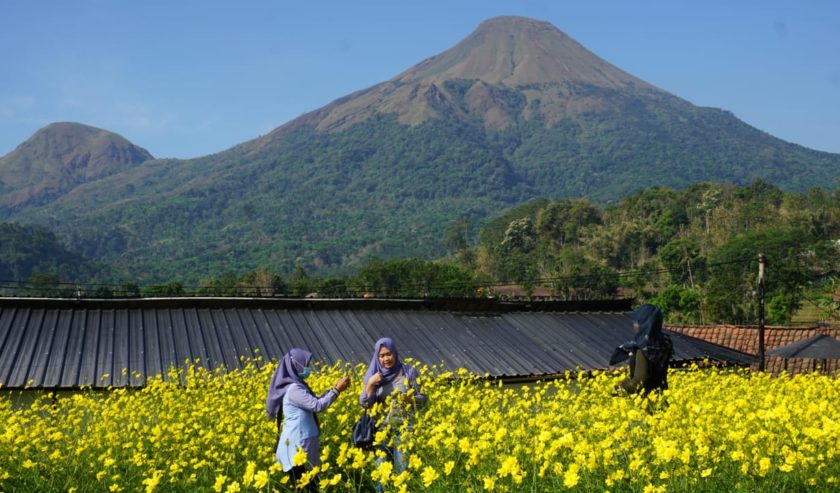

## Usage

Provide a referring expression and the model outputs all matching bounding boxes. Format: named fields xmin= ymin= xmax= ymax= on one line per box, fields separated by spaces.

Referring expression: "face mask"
xmin=299 ymin=367 xmax=312 ymax=379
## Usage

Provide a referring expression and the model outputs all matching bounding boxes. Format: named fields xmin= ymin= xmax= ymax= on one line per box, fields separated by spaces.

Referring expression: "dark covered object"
xmin=610 ymin=304 xmax=674 ymax=395
xmin=609 ymin=304 xmax=673 ymax=368
xmin=768 ymin=334 xmax=840 ymax=359
xmin=351 ymin=411 xmax=377 ymax=449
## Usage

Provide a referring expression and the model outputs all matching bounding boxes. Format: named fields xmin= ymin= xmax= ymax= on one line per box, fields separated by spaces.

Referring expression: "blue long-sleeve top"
xmin=275 ymin=383 xmax=339 ymax=471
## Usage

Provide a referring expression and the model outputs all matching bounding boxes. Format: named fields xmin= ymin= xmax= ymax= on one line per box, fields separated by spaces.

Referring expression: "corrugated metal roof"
xmin=0 ymin=297 xmax=753 ymax=389
xmin=767 ymin=334 xmax=840 ymax=359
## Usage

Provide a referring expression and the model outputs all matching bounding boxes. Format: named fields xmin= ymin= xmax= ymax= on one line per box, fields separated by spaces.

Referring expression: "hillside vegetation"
xmin=471 ymin=180 xmax=840 ymax=324
xmin=7 ymin=106 xmax=839 ymax=283
xmin=0 ymin=222 xmax=115 ymax=294
xmin=0 ymin=122 xmax=152 ymax=212
xmin=7 ymin=180 xmax=840 ymax=325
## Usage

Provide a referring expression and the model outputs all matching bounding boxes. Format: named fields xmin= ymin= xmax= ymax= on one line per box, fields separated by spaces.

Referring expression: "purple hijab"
xmin=266 ymin=348 xmax=313 ymax=419
xmin=361 ymin=337 xmax=405 ymax=397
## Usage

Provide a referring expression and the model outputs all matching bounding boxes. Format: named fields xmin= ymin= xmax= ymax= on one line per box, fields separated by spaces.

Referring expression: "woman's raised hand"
xmin=364 ymin=372 xmax=382 ymax=397
xmin=335 ymin=376 xmax=350 ymax=392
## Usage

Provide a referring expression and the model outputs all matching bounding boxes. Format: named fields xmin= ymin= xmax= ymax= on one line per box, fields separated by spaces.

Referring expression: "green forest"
xmin=469 ymin=180 xmax=840 ymax=324
xmin=7 ymin=86 xmax=840 ymax=284
xmin=3 ymin=179 xmax=840 ymax=325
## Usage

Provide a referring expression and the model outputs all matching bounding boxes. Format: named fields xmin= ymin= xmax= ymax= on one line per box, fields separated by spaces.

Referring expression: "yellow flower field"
xmin=1 ymin=358 xmax=838 ymax=492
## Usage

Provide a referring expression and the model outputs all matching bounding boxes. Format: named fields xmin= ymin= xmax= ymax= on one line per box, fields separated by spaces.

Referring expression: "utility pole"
xmin=757 ymin=253 xmax=766 ymax=372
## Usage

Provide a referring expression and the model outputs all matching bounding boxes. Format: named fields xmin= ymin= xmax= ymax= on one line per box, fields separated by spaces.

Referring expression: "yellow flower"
xmin=409 ymin=455 xmax=422 ymax=470
xmin=328 ymin=473 xmax=342 ymax=486
xmin=494 ymin=427 xmax=507 ymax=443
xmin=482 ymin=475 xmax=495 ymax=491
xmin=371 ymin=460 xmax=393 ymax=484
xmin=350 ymin=448 xmax=367 ymax=469
xmin=212 ymin=474 xmax=227 ymax=493
xmin=251 ymin=470 xmax=269 ymax=489
xmin=142 ymin=470 xmax=163 ymax=493
xmin=242 ymin=461 xmax=256 ymax=486
xmin=758 ymin=457 xmax=772 ymax=477
xmin=392 ymin=470 xmax=410 ymax=489
xmin=2 ymin=357 xmax=838 ymax=492
xmin=497 ymin=455 xmax=524 ymax=482
xmin=421 ymin=466 xmax=439 ymax=487
xmin=374 ymin=427 xmax=389 ymax=444
xmin=292 ymin=447 xmax=309 ymax=467
xmin=563 ymin=463 xmax=580 ymax=488
xmin=298 ymin=466 xmax=319 ymax=488
xmin=318 ymin=472 xmax=342 ymax=490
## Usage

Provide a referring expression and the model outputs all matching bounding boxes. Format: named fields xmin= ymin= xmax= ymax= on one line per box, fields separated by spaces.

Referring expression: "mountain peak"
xmin=254 ymin=16 xmax=657 ymax=139
xmin=394 ymin=15 xmax=648 ymax=88
xmin=20 ymin=122 xmax=153 ymax=164
xmin=0 ymin=122 xmax=153 ymax=211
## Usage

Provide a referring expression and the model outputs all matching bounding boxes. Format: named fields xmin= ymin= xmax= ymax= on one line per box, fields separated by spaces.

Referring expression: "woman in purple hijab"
xmin=359 ymin=337 xmax=427 ymax=478
xmin=266 ymin=348 xmax=349 ymax=491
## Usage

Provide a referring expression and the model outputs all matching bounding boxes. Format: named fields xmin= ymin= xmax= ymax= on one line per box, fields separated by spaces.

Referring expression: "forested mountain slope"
xmin=3 ymin=16 xmax=839 ymax=282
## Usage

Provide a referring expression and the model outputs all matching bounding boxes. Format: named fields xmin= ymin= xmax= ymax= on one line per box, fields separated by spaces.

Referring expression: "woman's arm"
xmin=359 ymin=372 xmax=383 ymax=408
xmin=287 ymin=383 xmax=339 ymax=413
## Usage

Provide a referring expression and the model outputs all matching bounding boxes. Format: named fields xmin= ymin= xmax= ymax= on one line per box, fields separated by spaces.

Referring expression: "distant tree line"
xmin=6 ymin=180 xmax=840 ymax=325
xmin=9 ymin=260 xmax=481 ymax=300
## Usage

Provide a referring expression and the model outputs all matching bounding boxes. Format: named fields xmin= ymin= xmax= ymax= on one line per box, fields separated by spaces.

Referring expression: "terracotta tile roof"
xmin=667 ymin=325 xmax=840 ymax=375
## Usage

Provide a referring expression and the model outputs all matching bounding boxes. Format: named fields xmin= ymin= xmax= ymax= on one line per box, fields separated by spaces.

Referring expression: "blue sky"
xmin=1 ymin=1 xmax=838 ymax=159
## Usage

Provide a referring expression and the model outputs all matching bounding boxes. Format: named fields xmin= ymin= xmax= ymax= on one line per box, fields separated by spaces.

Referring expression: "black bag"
xmin=351 ymin=411 xmax=377 ymax=449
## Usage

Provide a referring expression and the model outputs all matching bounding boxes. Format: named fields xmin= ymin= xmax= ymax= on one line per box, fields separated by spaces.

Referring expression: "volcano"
xmin=3 ymin=16 xmax=838 ymax=281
